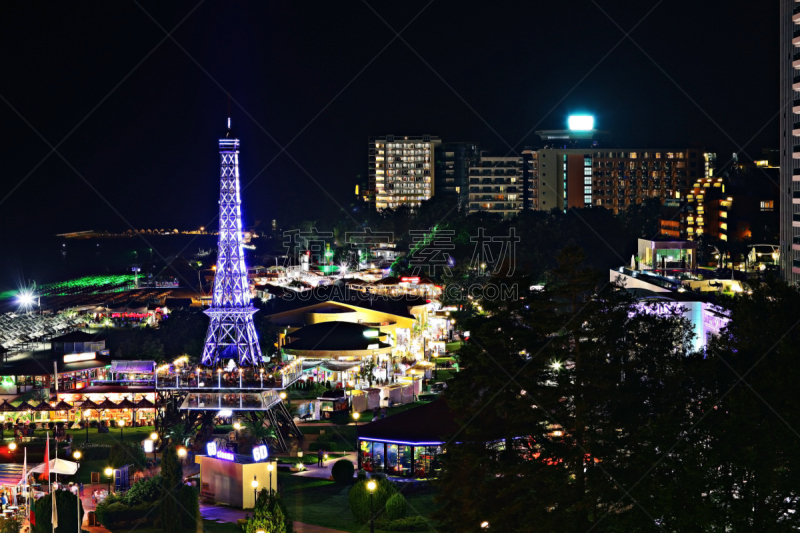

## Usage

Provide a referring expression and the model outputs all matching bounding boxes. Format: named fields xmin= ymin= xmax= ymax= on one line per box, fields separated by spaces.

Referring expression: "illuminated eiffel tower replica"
xmin=155 ymin=120 xmax=302 ymax=453
xmin=201 ymin=121 xmax=262 ymax=368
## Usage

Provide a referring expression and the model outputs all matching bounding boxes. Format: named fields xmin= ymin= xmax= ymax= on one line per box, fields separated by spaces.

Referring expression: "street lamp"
xmin=150 ymin=432 xmax=158 ymax=465
xmin=352 ymin=411 xmax=360 ymax=451
xmin=251 ymin=476 xmax=259 ymax=505
xmin=177 ymin=447 xmax=187 ymax=466
xmin=367 ymin=480 xmax=377 ymax=533
xmin=73 ymin=450 xmax=81 ymax=464
xmin=118 ymin=419 xmax=125 ymax=442
xmin=9 ymin=443 xmax=16 ymax=452
xmin=104 ymin=467 xmax=113 ymax=493
xmin=480 ymin=521 xmax=489 ymax=529
xmin=267 ymin=463 xmax=275 ymax=494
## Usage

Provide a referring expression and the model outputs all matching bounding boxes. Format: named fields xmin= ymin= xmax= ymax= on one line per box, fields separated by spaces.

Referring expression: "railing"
xmin=90 ymin=379 xmax=155 ymax=387
xmin=156 ymin=365 xmax=302 ymax=390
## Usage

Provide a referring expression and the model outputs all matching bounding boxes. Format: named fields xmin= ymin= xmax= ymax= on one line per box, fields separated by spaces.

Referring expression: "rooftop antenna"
xmin=227 ymin=92 xmax=231 ymax=130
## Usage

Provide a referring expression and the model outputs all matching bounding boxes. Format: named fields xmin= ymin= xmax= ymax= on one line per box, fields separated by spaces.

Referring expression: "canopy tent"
xmin=78 ymin=399 xmax=99 ymax=410
xmin=15 ymin=401 xmax=35 ymax=412
xmin=52 ymin=400 xmax=73 ymax=411
xmin=96 ymin=398 xmax=118 ymax=410
xmin=135 ymin=397 xmax=155 ymax=409
xmin=30 ymin=458 xmax=78 ymax=476
xmin=32 ymin=401 xmax=54 ymax=412
xmin=111 ymin=360 xmax=155 ymax=374
xmin=115 ymin=398 xmax=136 ymax=410
xmin=0 ymin=400 xmax=17 ymax=412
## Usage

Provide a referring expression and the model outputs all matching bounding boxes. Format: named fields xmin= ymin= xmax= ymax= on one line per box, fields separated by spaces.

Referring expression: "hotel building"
xmin=779 ymin=0 xmax=800 ymax=282
xmin=368 ymin=135 xmax=440 ymax=210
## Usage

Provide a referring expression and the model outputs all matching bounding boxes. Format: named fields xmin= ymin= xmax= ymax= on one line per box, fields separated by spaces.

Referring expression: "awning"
xmin=111 ymin=361 xmax=155 ymax=373
xmin=319 ymin=361 xmax=361 ymax=372
xmin=30 ymin=458 xmax=78 ymax=476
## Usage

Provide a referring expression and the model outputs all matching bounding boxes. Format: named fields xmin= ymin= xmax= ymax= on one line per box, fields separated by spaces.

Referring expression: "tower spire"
xmin=200 ymin=128 xmax=262 ymax=367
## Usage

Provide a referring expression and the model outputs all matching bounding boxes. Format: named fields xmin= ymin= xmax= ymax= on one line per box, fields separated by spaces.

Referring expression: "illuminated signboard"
xmin=216 ymin=450 xmax=235 ymax=462
xmin=144 ymin=439 xmax=154 ymax=453
xmin=400 ymin=277 xmax=420 ymax=284
xmin=206 ymin=442 xmax=217 ymax=456
xmin=63 ymin=353 xmax=97 ymax=363
xmin=568 ymin=115 xmax=595 ymax=131
xmin=253 ymin=444 xmax=268 ymax=462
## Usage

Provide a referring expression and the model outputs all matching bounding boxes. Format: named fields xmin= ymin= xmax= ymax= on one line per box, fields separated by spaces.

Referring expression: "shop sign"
xmin=253 ymin=444 xmax=269 ymax=462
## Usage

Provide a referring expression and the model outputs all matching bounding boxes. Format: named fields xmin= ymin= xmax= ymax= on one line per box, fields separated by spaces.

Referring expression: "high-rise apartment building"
xmin=532 ymin=148 xmax=706 ymax=214
xmin=467 ymin=154 xmax=524 ymax=217
xmin=434 ymin=142 xmax=480 ymax=210
xmin=779 ymin=0 xmax=800 ymax=283
xmin=368 ymin=135 xmax=440 ymax=210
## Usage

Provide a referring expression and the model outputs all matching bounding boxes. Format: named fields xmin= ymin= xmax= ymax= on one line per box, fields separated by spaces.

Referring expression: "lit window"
xmin=760 ymin=201 xmax=774 ymax=211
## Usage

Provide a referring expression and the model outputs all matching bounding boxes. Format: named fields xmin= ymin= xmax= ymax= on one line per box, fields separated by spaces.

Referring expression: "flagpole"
xmin=48 ymin=431 xmax=52 ymax=533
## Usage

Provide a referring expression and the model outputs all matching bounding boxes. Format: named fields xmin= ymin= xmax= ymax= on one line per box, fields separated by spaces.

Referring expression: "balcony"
xmin=794 ymin=213 xmax=800 ymax=223
xmin=156 ymin=364 xmax=303 ymax=391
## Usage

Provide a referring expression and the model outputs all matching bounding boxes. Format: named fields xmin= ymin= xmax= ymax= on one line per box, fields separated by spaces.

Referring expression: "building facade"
xmin=467 ymin=154 xmax=524 ymax=217
xmin=434 ymin=142 xmax=479 ymax=210
xmin=369 ymin=135 xmax=440 ymax=210
xmin=780 ymin=0 xmax=800 ymax=283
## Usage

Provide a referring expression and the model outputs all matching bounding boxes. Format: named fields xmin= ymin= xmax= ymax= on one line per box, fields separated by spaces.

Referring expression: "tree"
xmin=159 ymin=443 xmax=184 ymax=533
xmin=683 ymin=278 xmax=800 ymax=532
xmin=32 ymin=490 xmax=84 ymax=533
xmin=434 ymin=247 xmax=699 ymax=532
xmin=244 ymin=488 xmax=290 ymax=533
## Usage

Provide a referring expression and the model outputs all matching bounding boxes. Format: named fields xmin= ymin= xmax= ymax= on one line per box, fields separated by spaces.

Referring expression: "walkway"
xmin=200 ymin=502 xmax=346 ymax=533
xmin=291 ymin=452 xmax=358 ymax=480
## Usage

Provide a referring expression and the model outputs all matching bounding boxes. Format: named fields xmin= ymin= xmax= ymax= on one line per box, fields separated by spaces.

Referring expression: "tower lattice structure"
xmin=201 ymin=122 xmax=262 ymax=367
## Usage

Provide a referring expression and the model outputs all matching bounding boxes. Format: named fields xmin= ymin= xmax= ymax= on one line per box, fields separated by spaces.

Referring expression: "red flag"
xmin=43 ymin=435 xmax=50 ymax=478
xmin=29 ymin=508 xmax=35 ymax=526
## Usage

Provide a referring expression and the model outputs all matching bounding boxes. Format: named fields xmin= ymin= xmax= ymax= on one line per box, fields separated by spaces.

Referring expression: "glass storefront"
xmin=413 ymin=446 xmax=442 ymax=478
xmin=359 ymin=440 xmax=443 ymax=478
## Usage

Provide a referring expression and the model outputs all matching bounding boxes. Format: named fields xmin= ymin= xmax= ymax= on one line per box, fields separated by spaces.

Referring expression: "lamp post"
xmin=352 ymin=411 xmax=360 ymax=451
xmin=118 ymin=419 xmax=125 ymax=442
xmin=150 ymin=432 xmax=158 ymax=465
xmin=251 ymin=476 xmax=259 ymax=506
xmin=177 ymin=446 xmax=187 ymax=467
xmin=480 ymin=521 xmax=489 ymax=529
xmin=9 ymin=442 xmax=16 ymax=452
xmin=73 ymin=450 xmax=81 ymax=469
xmin=367 ymin=480 xmax=376 ymax=533
xmin=267 ymin=463 xmax=274 ymax=494
xmin=104 ymin=467 xmax=113 ymax=493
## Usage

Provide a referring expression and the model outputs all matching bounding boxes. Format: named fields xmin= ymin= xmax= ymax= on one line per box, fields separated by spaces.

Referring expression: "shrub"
xmin=89 ymin=420 xmax=98 ymax=428
xmin=348 ymin=478 xmax=398 ymax=524
xmin=356 ymin=469 xmax=368 ymax=481
xmin=95 ymin=501 xmax=157 ymax=529
xmin=308 ymin=442 xmax=338 ymax=452
xmin=71 ymin=444 xmax=111 ymax=461
xmin=124 ymin=475 xmax=162 ymax=505
xmin=109 ymin=442 xmax=147 ymax=471
xmin=385 ymin=493 xmax=408 ymax=521
xmin=331 ymin=459 xmax=355 ymax=484
xmin=381 ymin=516 xmax=431 ymax=531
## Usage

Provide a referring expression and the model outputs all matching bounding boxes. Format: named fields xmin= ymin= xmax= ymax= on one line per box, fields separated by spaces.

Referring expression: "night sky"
xmin=0 ymin=0 xmax=778 ymax=238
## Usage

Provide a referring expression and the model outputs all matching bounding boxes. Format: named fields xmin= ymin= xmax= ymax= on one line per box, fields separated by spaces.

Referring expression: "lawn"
xmin=118 ymin=520 xmax=241 ymax=533
xmin=445 ymin=341 xmax=462 ymax=352
xmin=280 ymin=472 xmax=440 ymax=532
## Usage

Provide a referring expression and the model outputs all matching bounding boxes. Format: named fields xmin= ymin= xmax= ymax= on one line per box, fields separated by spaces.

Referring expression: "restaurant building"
xmin=358 ymin=400 xmax=455 ymax=479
